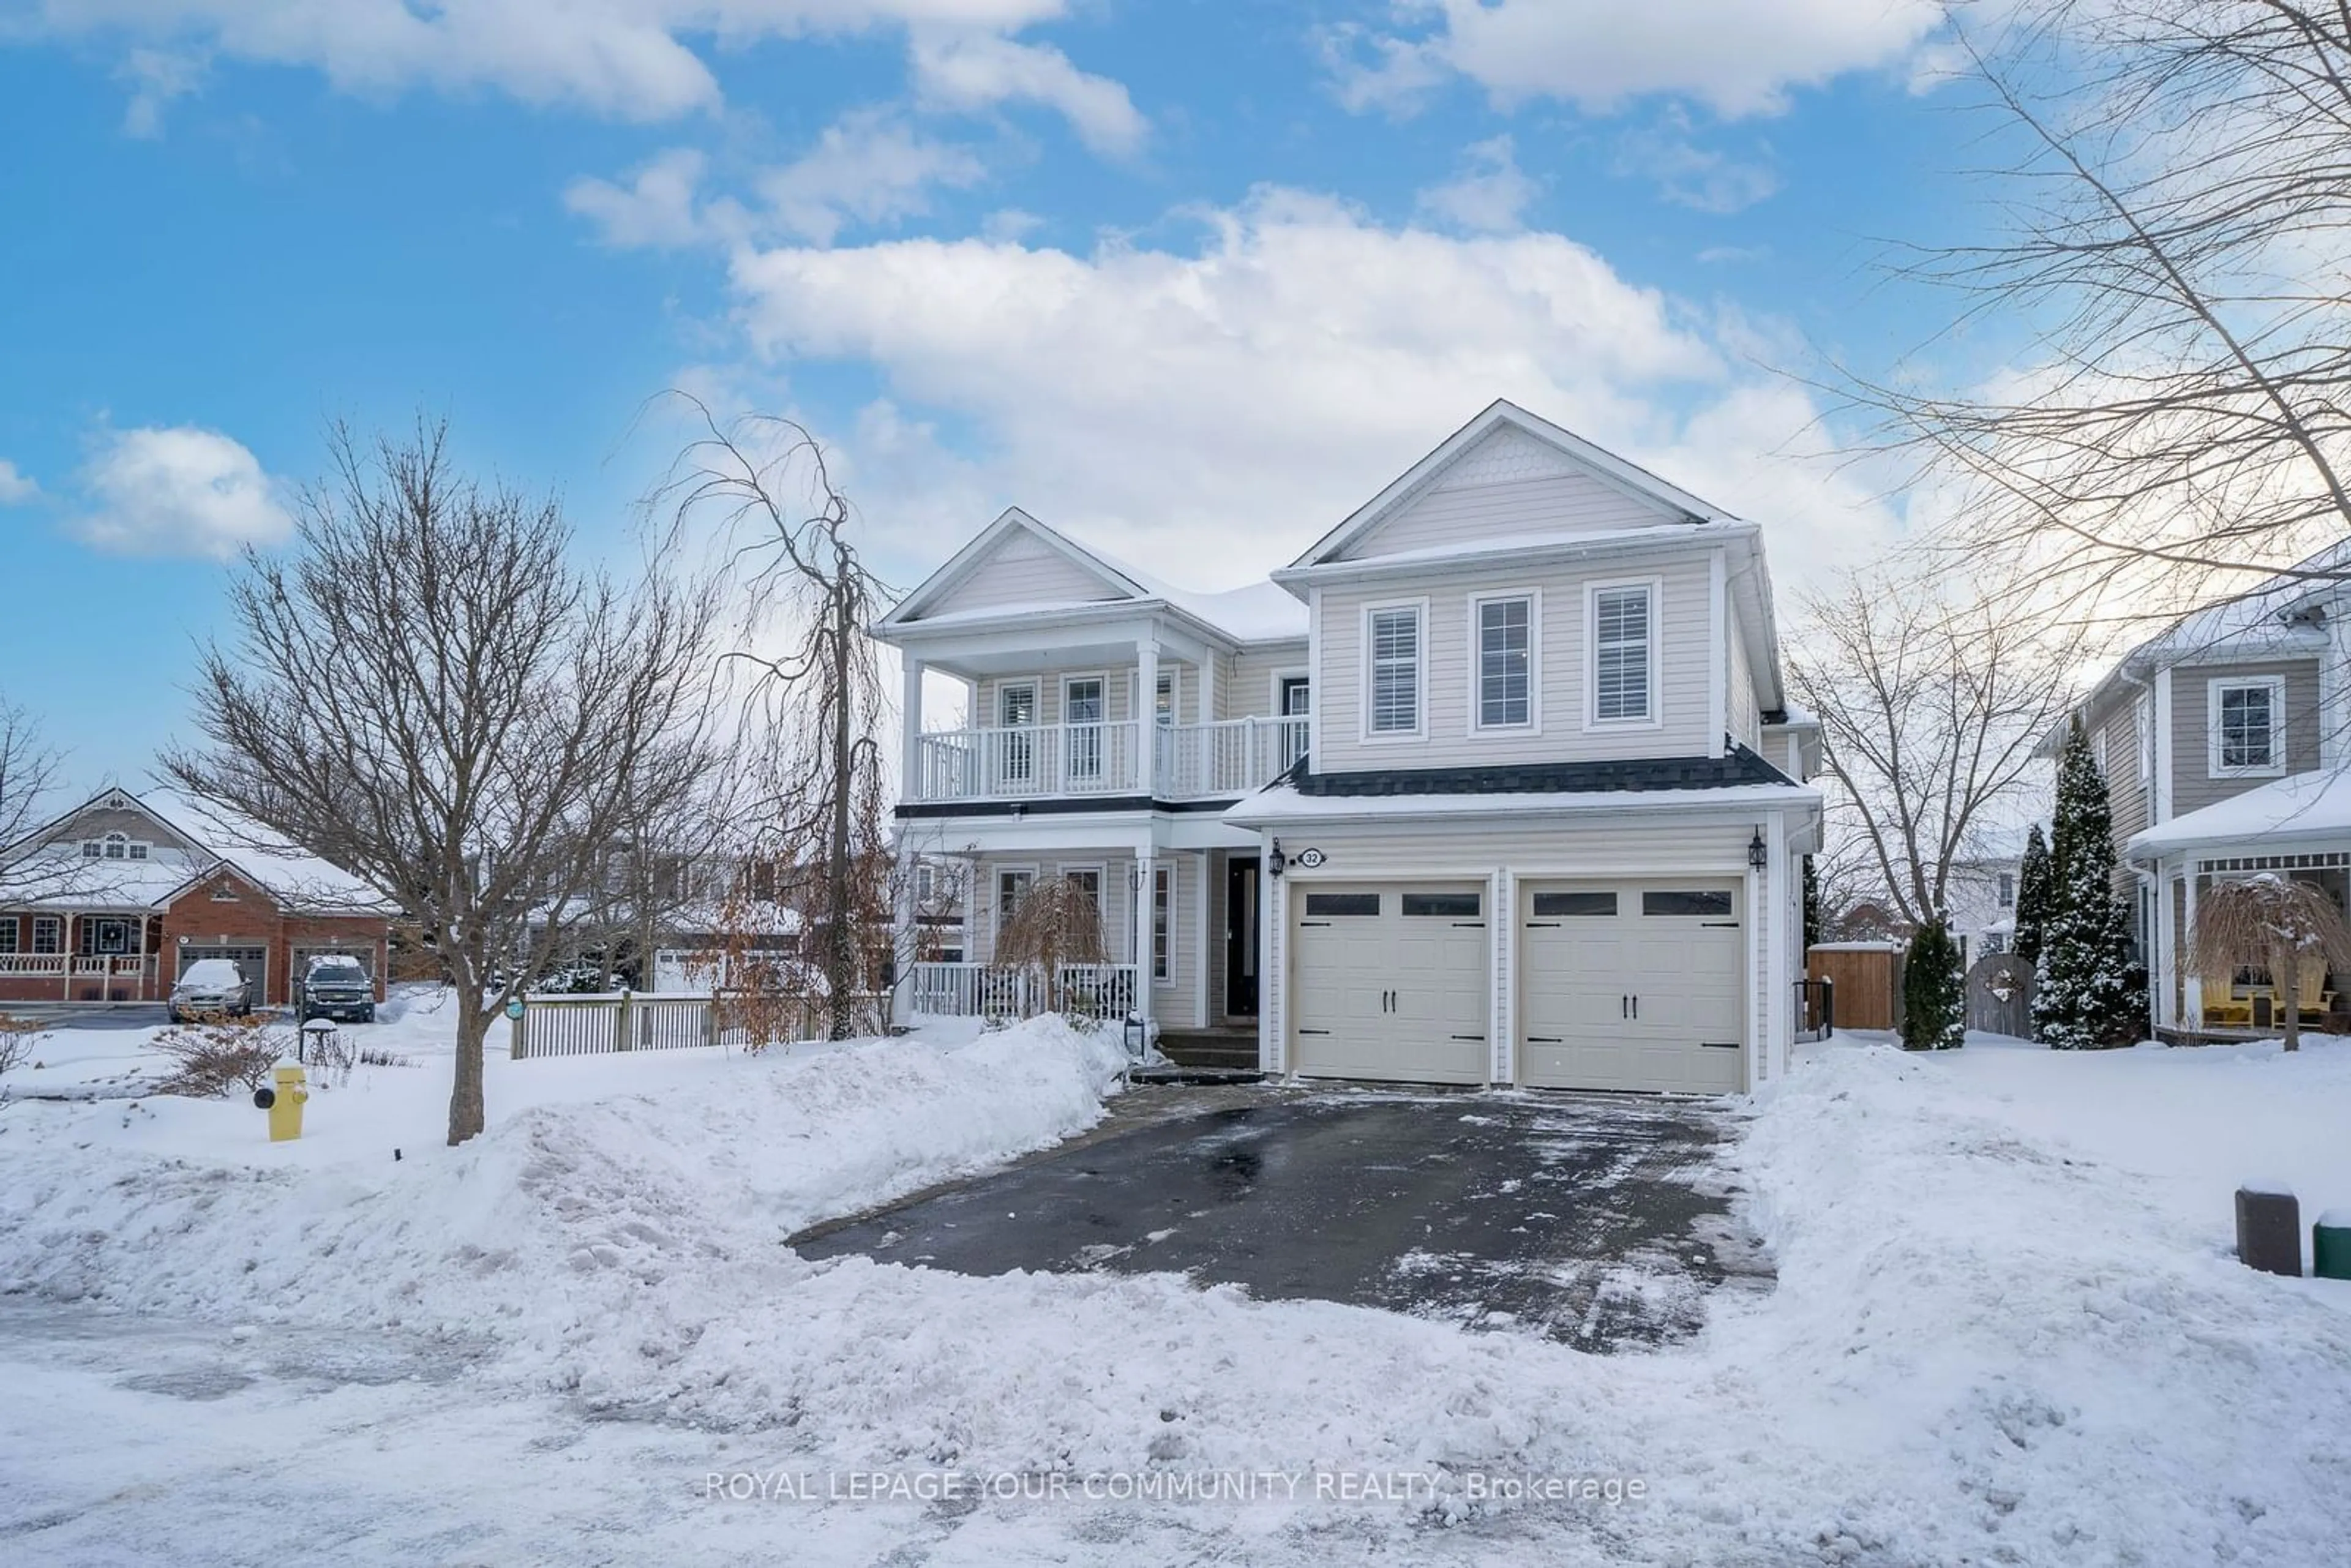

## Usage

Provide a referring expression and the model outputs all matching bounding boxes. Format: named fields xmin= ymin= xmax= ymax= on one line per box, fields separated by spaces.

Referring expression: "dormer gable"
xmin=1290 ymin=400 xmax=1733 ymax=571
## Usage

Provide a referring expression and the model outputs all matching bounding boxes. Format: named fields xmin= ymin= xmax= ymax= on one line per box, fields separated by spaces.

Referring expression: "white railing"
xmin=907 ymin=961 xmax=1141 ymax=1021
xmin=915 ymin=722 xmax=1142 ymax=800
xmin=912 ymin=716 xmax=1306 ymax=804
xmin=0 ymin=955 xmax=147 ymax=978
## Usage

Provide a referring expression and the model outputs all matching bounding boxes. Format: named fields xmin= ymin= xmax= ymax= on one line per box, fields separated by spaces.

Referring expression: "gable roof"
xmin=876 ymin=505 xmax=1307 ymax=645
xmin=0 ymin=785 xmax=389 ymax=915
xmin=1284 ymin=400 xmax=1737 ymax=572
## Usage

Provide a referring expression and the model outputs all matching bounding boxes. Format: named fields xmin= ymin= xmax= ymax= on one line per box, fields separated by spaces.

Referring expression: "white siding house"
xmin=872 ymin=400 xmax=1824 ymax=1092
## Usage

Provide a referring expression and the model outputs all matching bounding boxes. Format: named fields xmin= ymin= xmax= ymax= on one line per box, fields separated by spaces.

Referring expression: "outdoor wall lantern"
xmin=1123 ymin=1012 xmax=1146 ymax=1057
xmin=1267 ymin=838 xmax=1286 ymax=878
xmin=1748 ymin=828 xmax=1769 ymax=872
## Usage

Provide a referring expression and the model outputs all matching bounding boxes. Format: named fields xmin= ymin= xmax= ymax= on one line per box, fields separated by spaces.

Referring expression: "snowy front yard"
xmin=4 ymin=1005 xmax=2350 ymax=1566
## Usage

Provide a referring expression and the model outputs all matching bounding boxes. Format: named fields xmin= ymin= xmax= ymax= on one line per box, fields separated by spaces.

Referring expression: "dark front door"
xmin=1225 ymin=856 xmax=1260 ymax=1018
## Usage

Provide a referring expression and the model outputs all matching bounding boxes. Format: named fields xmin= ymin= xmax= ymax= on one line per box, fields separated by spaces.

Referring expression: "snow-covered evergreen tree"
xmin=2012 ymin=823 xmax=2054 ymax=965
xmin=1802 ymin=856 xmax=1823 ymax=951
xmin=2033 ymin=719 xmax=2147 ymax=1048
xmin=1902 ymin=918 xmax=1967 ymax=1050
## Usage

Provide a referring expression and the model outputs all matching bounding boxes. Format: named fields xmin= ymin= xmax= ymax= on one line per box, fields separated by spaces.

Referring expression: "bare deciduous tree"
xmin=653 ymin=397 xmax=893 ymax=1040
xmin=1788 ymin=564 xmax=2085 ymax=932
xmin=2188 ymin=873 xmax=2351 ymax=1051
xmin=165 ymin=421 xmax=723 ymax=1145
xmin=1864 ymin=2 xmax=2351 ymax=602
xmin=0 ymin=698 xmax=75 ymax=906
xmin=994 ymin=877 xmax=1108 ymax=1013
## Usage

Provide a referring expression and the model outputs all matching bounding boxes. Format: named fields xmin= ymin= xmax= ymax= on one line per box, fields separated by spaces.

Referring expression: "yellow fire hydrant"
xmin=253 ymin=1064 xmax=309 ymax=1142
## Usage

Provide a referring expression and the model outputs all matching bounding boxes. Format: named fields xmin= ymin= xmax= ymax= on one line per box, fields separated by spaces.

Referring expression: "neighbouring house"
xmin=1837 ymin=830 xmax=2033 ymax=966
xmin=872 ymin=399 xmax=1824 ymax=1092
xmin=0 ymin=787 xmax=392 ymax=1008
xmin=2051 ymin=541 xmax=2351 ymax=1038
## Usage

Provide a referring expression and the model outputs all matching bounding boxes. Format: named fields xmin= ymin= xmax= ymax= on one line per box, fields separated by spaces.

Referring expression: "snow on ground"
xmin=4 ymin=1011 xmax=2350 ymax=1565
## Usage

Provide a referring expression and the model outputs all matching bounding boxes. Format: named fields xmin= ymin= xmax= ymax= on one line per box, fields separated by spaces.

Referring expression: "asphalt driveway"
xmin=795 ymin=1085 xmax=1770 ymax=1350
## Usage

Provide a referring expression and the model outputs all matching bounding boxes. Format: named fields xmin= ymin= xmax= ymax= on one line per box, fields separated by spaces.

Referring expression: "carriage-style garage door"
xmin=1518 ymin=881 xmax=1745 ymax=1094
xmin=1291 ymin=882 xmax=1489 ymax=1084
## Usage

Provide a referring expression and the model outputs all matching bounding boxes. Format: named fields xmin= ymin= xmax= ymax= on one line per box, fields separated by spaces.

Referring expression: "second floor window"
xmin=1592 ymin=583 xmax=1654 ymax=723
xmin=1367 ymin=605 xmax=1422 ymax=735
xmin=1475 ymin=595 xmax=1534 ymax=729
xmin=2213 ymin=678 xmax=2283 ymax=775
xmin=1998 ymin=872 xmax=2015 ymax=910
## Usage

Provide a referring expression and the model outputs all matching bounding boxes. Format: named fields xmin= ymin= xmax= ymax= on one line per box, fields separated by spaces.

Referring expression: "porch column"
xmin=1201 ymin=649 xmax=1218 ymax=727
xmin=137 ymin=913 xmax=149 ymax=1000
xmin=1136 ymin=637 xmax=1160 ymax=798
xmin=2183 ymin=868 xmax=2203 ymax=1026
xmin=61 ymin=912 xmax=73 ymax=1000
xmin=2150 ymin=869 xmax=2176 ymax=1030
xmin=900 ymin=657 xmax=926 ymax=802
xmin=1133 ymin=850 xmax=1157 ymax=1030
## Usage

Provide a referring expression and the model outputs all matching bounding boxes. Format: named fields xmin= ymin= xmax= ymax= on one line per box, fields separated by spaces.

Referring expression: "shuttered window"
xmin=1368 ymin=606 xmax=1422 ymax=735
xmin=1593 ymin=585 xmax=1652 ymax=722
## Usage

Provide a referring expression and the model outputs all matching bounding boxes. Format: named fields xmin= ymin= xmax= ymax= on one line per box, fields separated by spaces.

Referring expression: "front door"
xmin=1224 ymin=856 xmax=1259 ymax=1018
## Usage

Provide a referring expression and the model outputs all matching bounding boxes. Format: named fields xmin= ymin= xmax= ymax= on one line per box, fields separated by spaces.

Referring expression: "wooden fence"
xmin=1805 ymin=943 xmax=1904 ymax=1032
xmin=509 ymin=991 xmax=887 ymax=1059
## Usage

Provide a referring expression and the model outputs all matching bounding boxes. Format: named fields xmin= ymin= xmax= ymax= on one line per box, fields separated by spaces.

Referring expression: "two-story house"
xmin=2055 ymin=542 xmax=2351 ymax=1037
xmin=874 ymin=400 xmax=1824 ymax=1093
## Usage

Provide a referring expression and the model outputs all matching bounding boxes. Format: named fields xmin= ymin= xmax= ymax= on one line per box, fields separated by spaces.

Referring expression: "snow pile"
xmin=0 ymin=1015 xmax=1128 ymax=1368
xmin=9 ymin=1018 xmax=2351 ymax=1561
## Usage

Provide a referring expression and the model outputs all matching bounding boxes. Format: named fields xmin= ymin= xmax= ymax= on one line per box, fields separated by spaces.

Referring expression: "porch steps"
xmin=1155 ymin=1029 xmax=1261 ymax=1071
xmin=1128 ymin=1063 xmax=1265 ymax=1086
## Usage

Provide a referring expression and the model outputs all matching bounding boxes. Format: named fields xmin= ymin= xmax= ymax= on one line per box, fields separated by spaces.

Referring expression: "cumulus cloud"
xmin=715 ymin=188 xmax=1894 ymax=587
xmin=1335 ymin=0 xmax=1951 ymax=118
xmin=28 ymin=1 xmax=1078 ymax=123
xmin=0 ymin=460 xmax=37 ymax=505
xmin=116 ymin=47 xmax=205 ymax=137
xmin=908 ymin=29 xmax=1146 ymax=156
xmin=1415 ymin=135 xmax=1539 ymax=233
xmin=568 ymin=114 xmax=984 ymax=249
xmin=71 ymin=426 xmax=294 ymax=560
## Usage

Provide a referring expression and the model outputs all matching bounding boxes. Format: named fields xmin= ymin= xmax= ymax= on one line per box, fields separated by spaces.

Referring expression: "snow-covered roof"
xmin=2126 ymin=768 xmax=2351 ymax=861
xmin=0 ymin=786 xmax=389 ymax=915
xmin=2055 ymin=538 xmax=2349 ymax=748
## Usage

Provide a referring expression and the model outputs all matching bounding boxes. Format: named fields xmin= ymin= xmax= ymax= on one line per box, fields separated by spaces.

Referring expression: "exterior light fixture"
xmin=1749 ymin=828 xmax=1769 ymax=872
xmin=1267 ymin=838 xmax=1286 ymax=878
xmin=1123 ymin=1012 xmax=1146 ymax=1057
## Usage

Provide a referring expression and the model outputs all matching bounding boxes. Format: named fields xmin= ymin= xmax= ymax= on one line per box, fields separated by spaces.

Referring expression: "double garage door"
xmin=1289 ymin=879 xmax=1744 ymax=1093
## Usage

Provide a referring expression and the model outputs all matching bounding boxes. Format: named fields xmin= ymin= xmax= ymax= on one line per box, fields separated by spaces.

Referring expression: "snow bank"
xmin=0 ymin=1015 xmax=1128 ymax=1363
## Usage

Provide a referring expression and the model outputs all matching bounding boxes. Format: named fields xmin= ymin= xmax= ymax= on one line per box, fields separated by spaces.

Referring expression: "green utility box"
xmin=2316 ymin=1212 xmax=2351 ymax=1281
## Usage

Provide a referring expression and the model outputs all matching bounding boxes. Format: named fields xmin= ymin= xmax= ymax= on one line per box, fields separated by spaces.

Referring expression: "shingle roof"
xmin=1291 ymin=745 xmax=1795 ymax=798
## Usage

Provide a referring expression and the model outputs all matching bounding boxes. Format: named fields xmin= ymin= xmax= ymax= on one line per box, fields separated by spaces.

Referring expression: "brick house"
xmin=0 ymin=787 xmax=392 ymax=1008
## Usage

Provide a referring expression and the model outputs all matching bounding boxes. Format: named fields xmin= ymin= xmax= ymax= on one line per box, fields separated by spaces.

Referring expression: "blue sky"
xmin=0 ymin=1 xmax=2008 ymax=790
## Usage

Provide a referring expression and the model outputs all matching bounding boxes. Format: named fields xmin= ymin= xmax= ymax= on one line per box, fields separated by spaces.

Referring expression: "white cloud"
xmin=116 ymin=47 xmax=204 ymax=137
xmin=1337 ymin=0 xmax=1951 ymax=119
xmin=29 ymin=1 xmax=1074 ymax=122
xmin=1613 ymin=115 xmax=1780 ymax=213
xmin=0 ymin=460 xmax=37 ymax=505
xmin=908 ymin=29 xmax=1146 ymax=156
xmin=1415 ymin=135 xmax=1538 ymax=233
xmin=71 ymin=426 xmax=294 ymax=560
xmin=716 ymin=188 xmax=1895 ymax=588
xmin=757 ymin=111 xmax=988 ymax=243
xmin=568 ymin=114 xmax=985 ymax=249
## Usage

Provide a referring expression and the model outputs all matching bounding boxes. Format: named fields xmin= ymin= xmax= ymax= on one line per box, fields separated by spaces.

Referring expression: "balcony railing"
xmin=911 ymin=716 xmax=1305 ymax=805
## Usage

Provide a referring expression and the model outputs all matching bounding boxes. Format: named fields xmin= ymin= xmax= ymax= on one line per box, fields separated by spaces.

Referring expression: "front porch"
xmin=909 ymin=716 xmax=1306 ymax=805
xmin=0 ymin=909 xmax=165 ymax=1004
xmin=2131 ymin=770 xmax=2351 ymax=1038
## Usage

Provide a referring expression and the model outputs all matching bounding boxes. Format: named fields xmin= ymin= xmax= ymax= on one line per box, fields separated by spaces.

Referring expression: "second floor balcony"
xmin=909 ymin=715 xmax=1308 ymax=806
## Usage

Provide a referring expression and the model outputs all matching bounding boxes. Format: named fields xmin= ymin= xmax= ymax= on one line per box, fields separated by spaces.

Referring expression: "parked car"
xmin=168 ymin=958 xmax=252 ymax=1022
xmin=299 ymin=955 xmax=377 ymax=1024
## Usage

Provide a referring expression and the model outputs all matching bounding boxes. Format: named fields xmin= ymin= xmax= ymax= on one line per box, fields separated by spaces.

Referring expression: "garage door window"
xmin=1531 ymin=891 xmax=1616 ymax=917
xmin=1302 ymin=892 xmax=1380 ymax=917
xmin=1401 ymin=892 xmax=1481 ymax=918
xmin=1643 ymin=890 xmax=1733 ymax=917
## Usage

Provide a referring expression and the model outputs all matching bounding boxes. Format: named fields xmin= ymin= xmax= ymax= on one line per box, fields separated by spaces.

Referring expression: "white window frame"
xmin=0 ymin=916 xmax=17 ymax=955
xmin=1060 ymin=672 xmax=1111 ymax=784
xmin=1273 ymin=670 xmax=1310 ymax=716
xmin=993 ymin=865 xmax=1037 ymax=932
xmin=914 ymin=864 xmax=936 ymax=903
xmin=2208 ymin=675 xmax=2286 ymax=778
xmin=997 ymin=680 xmax=1040 ymax=729
xmin=996 ymin=680 xmax=1040 ymax=787
xmin=2134 ymin=691 xmax=2156 ymax=784
xmin=1152 ymin=865 xmax=1173 ymax=986
xmin=1359 ymin=597 xmax=1428 ymax=743
xmin=1584 ymin=577 xmax=1663 ymax=731
xmin=31 ymin=915 xmax=61 ymax=955
xmin=1466 ymin=588 xmax=1541 ymax=736
xmin=1153 ymin=666 xmax=1180 ymax=727
xmin=1057 ymin=863 xmax=1108 ymax=955
xmin=1998 ymin=872 xmax=2015 ymax=910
